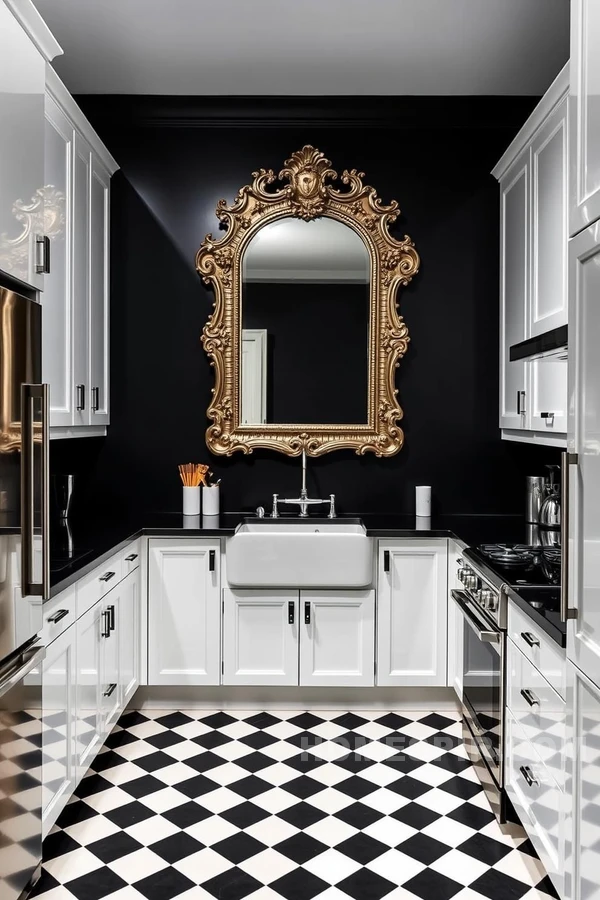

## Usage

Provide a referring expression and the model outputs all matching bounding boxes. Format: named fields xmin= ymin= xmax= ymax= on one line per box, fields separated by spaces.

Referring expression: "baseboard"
xmin=129 ymin=685 xmax=460 ymax=712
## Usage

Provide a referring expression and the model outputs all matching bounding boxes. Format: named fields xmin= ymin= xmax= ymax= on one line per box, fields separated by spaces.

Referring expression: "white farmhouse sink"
xmin=226 ymin=519 xmax=372 ymax=588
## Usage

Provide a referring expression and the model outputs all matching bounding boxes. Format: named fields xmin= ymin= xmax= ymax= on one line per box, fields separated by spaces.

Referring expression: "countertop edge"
xmin=506 ymin=589 xmax=566 ymax=649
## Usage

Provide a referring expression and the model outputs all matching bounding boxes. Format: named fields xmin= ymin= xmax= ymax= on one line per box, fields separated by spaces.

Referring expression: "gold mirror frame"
xmin=196 ymin=146 xmax=420 ymax=457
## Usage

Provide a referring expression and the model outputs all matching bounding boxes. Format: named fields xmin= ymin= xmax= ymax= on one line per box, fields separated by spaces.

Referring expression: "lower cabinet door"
xmin=223 ymin=590 xmax=298 ymax=685
xmin=148 ymin=540 xmax=221 ymax=685
xmin=565 ymin=662 xmax=600 ymax=900
xmin=119 ymin=569 xmax=140 ymax=706
xmin=101 ymin=591 xmax=121 ymax=733
xmin=506 ymin=711 xmax=565 ymax=899
xmin=299 ymin=590 xmax=375 ymax=687
xmin=42 ymin=625 xmax=76 ymax=837
xmin=75 ymin=600 xmax=104 ymax=778
xmin=377 ymin=540 xmax=448 ymax=686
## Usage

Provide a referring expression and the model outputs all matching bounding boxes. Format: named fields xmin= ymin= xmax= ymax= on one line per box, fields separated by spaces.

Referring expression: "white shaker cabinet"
xmin=494 ymin=66 xmax=569 ymax=444
xmin=566 ymin=222 xmax=600 ymax=688
xmin=0 ymin=1 xmax=49 ymax=290
xmin=377 ymin=540 xmax=448 ymax=686
xmin=570 ymin=0 xmax=600 ymax=235
xmin=148 ymin=540 xmax=221 ymax=685
xmin=499 ymin=149 xmax=529 ymax=432
xmin=43 ymin=95 xmax=74 ymax=426
xmin=88 ymin=156 xmax=111 ymax=425
xmin=300 ymin=590 xmax=374 ymax=687
xmin=101 ymin=589 xmax=121 ymax=733
xmin=44 ymin=68 xmax=118 ymax=436
xmin=41 ymin=624 xmax=76 ymax=838
xmin=223 ymin=590 xmax=298 ymax=686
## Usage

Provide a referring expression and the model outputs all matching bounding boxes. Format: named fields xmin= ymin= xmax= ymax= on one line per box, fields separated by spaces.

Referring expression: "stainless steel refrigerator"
xmin=0 ymin=284 xmax=47 ymax=899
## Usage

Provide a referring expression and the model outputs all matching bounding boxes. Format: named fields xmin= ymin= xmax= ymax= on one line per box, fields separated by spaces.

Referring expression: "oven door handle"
xmin=451 ymin=590 xmax=500 ymax=643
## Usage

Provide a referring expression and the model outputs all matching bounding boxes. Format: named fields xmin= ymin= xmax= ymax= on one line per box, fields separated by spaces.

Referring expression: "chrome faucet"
xmin=271 ymin=451 xmax=336 ymax=518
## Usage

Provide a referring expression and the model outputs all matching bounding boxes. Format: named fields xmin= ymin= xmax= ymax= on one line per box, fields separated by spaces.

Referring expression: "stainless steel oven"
xmin=452 ymin=551 xmax=510 ymax=823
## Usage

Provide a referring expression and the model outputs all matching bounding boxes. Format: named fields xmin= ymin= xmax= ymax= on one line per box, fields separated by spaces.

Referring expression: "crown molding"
xmin=76 ymin=94 xmax=539 ymax=133
xmin=492 ymin=62 xmax=569 ymax=180
xmin=3 ymin=0 xmax=62 ymax=61
xmin=47 ymin=66 xmax=119 ymax=174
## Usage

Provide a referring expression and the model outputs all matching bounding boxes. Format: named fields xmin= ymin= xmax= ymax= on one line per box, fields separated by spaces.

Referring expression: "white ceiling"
xmin=33 ymin=0 xmax=569 ymax=96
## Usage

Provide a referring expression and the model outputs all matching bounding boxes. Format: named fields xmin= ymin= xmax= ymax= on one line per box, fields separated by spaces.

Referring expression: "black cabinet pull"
xmin=99 ymin=571 xmax=115 ymax=583
xmin=384 ymin=550 xmax=390 ymax=572
xmin=76 ymin=384 xmax=86 ymax=411
xmin=101 ymin=610 xmax=111 ymax=638
xmin=47 ymin=609 xmax=68 ymax=624
xmin=107 ymin=604 xmax=115 ymax=632
xmin=209 ymin=550 xmax=216 ymax=572
xmin=92 ymin=386 xmax=100 ymax=412
xmin=304 ymin=602 xmax=311 ymax=625
xmin=104 ymin=683 xmax=117 ymax=697
xmin=288 ymin=601 xmax=295 ymax=624
xmin=35 ymin=234 xmax=51 ymax=273
xmin=125 ymin=553 xmax=138 ymax=562
xmin=519 ymin=765 xmax=539 ymax=788
xmin=521 ymin=688 xmax=540 ymax=707
xmin=521 ymin=631 xmax=540 ymax=648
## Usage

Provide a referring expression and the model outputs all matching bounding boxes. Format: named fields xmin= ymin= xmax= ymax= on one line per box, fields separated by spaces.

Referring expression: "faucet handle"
xmin=256 ymin=506 xmax=265 ymax=519
xmin=328 ymin=494 xmax=336 ymax=518
xmin=271 ymin=494 xmax=279 ymax=518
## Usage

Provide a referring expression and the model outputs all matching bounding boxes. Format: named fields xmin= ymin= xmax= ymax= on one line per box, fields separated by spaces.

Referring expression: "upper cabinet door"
xmin=570 ymin=0 xmax=600 ymax=235
xmin=0 ymin=3 xmax=45 ymax=290
xmin=499 ymin=150 xmax=529 ymax=430
xmin=72 ymin=133 xmax=91 ymax=427
xmin=531 ymin=98 xmax=568 ymax=336
xmin=88 ymin=156 xmax=110 ymax=425
xmin=43 ymin=96 xmax=74 ymax=426
xmin=567 ymin=222 xmax=600 ymax=688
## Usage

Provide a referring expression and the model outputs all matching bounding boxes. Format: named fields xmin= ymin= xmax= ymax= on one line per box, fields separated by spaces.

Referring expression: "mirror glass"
xmin=241 ymin=217 xmax=370 ymax=425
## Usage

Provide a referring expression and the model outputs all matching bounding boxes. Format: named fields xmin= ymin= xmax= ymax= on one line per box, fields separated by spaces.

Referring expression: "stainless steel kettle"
xmin=538 ymin=466 xmax=561 ymax=548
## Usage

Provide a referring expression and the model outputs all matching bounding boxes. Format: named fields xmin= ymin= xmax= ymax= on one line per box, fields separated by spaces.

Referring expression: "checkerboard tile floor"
xmin=32 ymin=709 xmax=559 ymax=900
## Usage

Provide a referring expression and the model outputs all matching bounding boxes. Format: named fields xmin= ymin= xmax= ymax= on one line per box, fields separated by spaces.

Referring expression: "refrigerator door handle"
xmin=20 ymin=384 xmax=50 ymax=600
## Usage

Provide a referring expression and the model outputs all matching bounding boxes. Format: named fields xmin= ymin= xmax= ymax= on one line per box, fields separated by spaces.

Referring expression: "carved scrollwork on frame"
xmin=195 ymin=145 xmax=420 ymax=457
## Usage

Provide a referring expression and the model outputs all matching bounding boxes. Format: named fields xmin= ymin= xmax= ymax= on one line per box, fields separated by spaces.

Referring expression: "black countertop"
xmin=44 ymin=511 xmax=530 ymax=597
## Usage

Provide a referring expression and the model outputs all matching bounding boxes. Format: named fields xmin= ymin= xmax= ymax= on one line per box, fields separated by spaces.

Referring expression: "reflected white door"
xmin=241 ymin=329 xmax=267 ymax=424
xmin=42 ymin=625 xmax=76 ymax=837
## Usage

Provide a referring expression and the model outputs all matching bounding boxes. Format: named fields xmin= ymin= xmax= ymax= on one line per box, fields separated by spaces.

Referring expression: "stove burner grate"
xmin=478 ymin=543 xmax=537 ymax=567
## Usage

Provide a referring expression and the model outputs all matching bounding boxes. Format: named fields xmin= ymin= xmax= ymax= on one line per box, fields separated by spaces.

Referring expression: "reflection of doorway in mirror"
xmin=241 ymin=330 xmax=267 ymax=424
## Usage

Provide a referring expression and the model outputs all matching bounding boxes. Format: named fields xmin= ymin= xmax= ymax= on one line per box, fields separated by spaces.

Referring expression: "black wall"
xmin=51 ymin=96 xmax=560 ymax=518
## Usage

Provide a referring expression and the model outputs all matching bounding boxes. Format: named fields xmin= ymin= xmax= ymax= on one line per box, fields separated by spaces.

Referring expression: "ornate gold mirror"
xmin=196 ymin=146 xmax=419 ymax=457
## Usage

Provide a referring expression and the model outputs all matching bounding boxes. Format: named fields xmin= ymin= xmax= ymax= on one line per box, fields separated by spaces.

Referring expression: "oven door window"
xmin=462 ymin=612 xmax=502 ymax=777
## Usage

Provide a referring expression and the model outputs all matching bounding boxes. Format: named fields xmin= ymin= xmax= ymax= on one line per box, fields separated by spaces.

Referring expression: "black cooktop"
xmin=468 ymin=543 xmax=565 ymax=646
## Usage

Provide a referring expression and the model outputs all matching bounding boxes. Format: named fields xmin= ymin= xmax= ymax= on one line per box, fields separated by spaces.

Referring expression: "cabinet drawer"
xmin=76 ymin=553 xmax=123 ymax=618
xmin=122 ymin=540 xmax=141 ymax=575
xmin=505 ymin=711 xmax=564 ymax=898
xmin=508 ymin=600 xmax=566 ymax=698
xmin=42 ymin=586 xmax=76 ymax=645
xmin=507 ymin=638 xmax=566 ymax=790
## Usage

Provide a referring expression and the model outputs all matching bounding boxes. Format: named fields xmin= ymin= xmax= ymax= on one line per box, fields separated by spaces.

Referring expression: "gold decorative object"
xmin=196 ymin=145 xmax=420 ymax=457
